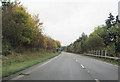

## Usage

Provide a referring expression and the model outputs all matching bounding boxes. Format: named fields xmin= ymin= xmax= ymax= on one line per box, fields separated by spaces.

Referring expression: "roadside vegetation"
xmin=2 ymin=1 xmax=61 ymax=55
xmin=2 ymin=50 xmax=60 ymax=77
xmin=1 ymin=0 xmax=61 ymax=77
xmin=65 ymin=13 xmax=120 ymax=58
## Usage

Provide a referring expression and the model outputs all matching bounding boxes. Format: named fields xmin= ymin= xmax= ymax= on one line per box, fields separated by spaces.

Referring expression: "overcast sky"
xmin=20 ymin=0 xmax=119 ymax=46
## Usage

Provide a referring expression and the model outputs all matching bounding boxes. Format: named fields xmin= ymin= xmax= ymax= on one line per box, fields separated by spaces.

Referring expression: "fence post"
xmin=96 ymin=50 xmax=99 ymax=55
xmin=105 ymin=50 xmax=107 ymax=57
xmin=99 ymin=50 xmax=100 ymax=57
xmin=92 ymin=50 xmax=93 ymax=55
xmin=98 ymin=50 xmax=100 ymax=57
xmin=96 ymin=50 xmax=98 ymax=56
xmin=94 ymin=50 xmax=95 ymax=55
xmin=105 ymin=50 xmax=107 ymax=59
xmin=97 ymin=50 xmax=98 ymax=56
xmin=100 ymin=50 xmax=102 ymax=56
xmin=95 ymin=50 xmax=96 ymax=55
xmin=101 ymin=50 xmax=103 ymax=56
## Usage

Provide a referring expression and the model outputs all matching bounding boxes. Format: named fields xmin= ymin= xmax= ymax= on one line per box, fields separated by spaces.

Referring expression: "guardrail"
xmin=86 ymin=50 xmax=120 ymax=61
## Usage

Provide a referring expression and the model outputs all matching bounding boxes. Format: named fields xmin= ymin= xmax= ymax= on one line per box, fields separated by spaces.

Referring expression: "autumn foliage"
xmin=2 ymin=1 xmax=61 ymax=55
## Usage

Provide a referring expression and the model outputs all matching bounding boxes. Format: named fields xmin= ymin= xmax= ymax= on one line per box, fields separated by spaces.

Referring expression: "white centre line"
xmin=95 ymin=79 xmax=100 ymax=82
xmin=76 ymin=59 xmax=78 ymax=62
xmin=80 ymin=64 xmax=85 ymax=69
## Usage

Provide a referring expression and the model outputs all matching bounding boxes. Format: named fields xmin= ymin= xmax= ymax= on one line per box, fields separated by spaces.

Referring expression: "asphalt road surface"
xmin=7 ymin=52 xmax=119 ymax=81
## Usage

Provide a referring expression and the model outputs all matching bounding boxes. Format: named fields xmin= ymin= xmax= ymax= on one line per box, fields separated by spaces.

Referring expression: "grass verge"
xmin=78 ymin=54 xmax=120 ymax=66
xmin=2 ymin=50 xmax=60 ymax=78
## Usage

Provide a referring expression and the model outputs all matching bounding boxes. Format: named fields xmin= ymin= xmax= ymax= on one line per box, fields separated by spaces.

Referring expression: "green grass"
xmin=2 ymin=51 xmax=60 ymax=78
xmin=77 ymin=54 xmax=120 ymax=66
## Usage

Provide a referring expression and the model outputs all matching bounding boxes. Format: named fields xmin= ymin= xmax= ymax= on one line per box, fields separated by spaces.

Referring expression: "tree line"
xmin=1 ymin=0 xmax=61 ymax=55
xmin=66 ymin=13 xmax=120 ymax=57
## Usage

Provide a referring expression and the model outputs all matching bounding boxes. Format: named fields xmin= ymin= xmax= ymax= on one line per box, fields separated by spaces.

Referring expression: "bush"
xmin=2 ymin=42 xmax=12 ymax=56
xmin=106 ymin=43 xmax=116 ymax=57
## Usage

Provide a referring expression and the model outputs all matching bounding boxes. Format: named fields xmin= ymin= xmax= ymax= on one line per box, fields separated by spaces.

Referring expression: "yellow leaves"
xmin=43 ymin=37 xmax=61 ymax=50
xmin=13 ymin=5 xmax=24 ymax=14
xmin=3 ymin=2 xmax=61 ymax=51
xmin=43 ymin=37 xmax=49 ymax=49
xmin=54 ymin=41 xmax=57 ymax=49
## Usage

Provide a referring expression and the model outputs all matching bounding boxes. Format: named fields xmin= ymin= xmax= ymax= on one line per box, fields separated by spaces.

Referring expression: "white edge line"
xmin=11 ymin=54 xmax=60 ymax=80
xmin=80 ymin=64 xmax=85 ymax=69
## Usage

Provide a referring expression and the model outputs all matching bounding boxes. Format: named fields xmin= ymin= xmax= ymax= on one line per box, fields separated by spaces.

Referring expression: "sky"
xmin=20 ymin=0 xmax=120 ymax=46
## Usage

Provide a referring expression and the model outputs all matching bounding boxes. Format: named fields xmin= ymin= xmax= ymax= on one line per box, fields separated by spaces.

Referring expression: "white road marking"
xmin=76 ymin=59 xmax=78 ymax=62
xmin=11 ymin=54 xmax=61 ymax=80
xmin=80 ymin=64 xmax=85 ymax=69
xmin=95 ymin=79 xmax=100 ymax=82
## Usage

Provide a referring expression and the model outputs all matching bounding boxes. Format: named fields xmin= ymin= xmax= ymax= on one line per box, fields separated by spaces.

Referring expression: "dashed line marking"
xmin=76 ymin=59 xmax=78 ymax=62
xmin=95 ymin=79 xmax=100 ymax=82
xmin=80 ymin=64 xmax=85 ymax=69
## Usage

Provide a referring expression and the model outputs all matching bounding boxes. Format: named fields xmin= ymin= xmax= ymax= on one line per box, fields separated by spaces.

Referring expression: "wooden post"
xmin=99 ymin=50 xmax=101 ymax=57
xmin=101 ymin=50 xmax=103 ymax=56
xmin=100 ymin=50 xmax=101 ymax=56
xmin=95 ymin=50 xmax=96 ymax=55
xmin=105 ymin=50 xmax=107 ymax=57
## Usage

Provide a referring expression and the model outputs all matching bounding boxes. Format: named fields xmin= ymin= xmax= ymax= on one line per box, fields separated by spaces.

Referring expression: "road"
xmin=5 ymin=52 xmax=119 ymax=81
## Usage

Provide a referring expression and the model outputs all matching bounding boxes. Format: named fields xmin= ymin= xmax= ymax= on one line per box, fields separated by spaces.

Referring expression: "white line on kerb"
xmin=80 ymin=64 xmax=85 ymax=69
xmin=11 ymin=54 xmax=60 ymax=80
xmin=95 ymin=79 xmax=100 ymax=82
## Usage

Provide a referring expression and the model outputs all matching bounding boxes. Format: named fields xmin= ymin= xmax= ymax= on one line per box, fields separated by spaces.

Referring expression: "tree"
xmin=1 ymin=0 xmax=20 ymax=11
xmin=81 ymin=32 xmax=88 ymax=53
xmin=75 ymin=42 xmax=82 ymax=53
xmin=66 ymin=33 xmax=87 ymax=53
xmin=105 ymin=13 xmax=115 ymax=30
xmin=105 ymin=13 xmax=120 ymax=57
xmin=2 ymin=0 xmax=61 ymax=55
xmin=94 ymin=25 xmax=111 ymax=47
xmin=3 ymin=5 xmax=35 ymax=48
xmin=84 ymin=33 xmax=105 ymax=51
